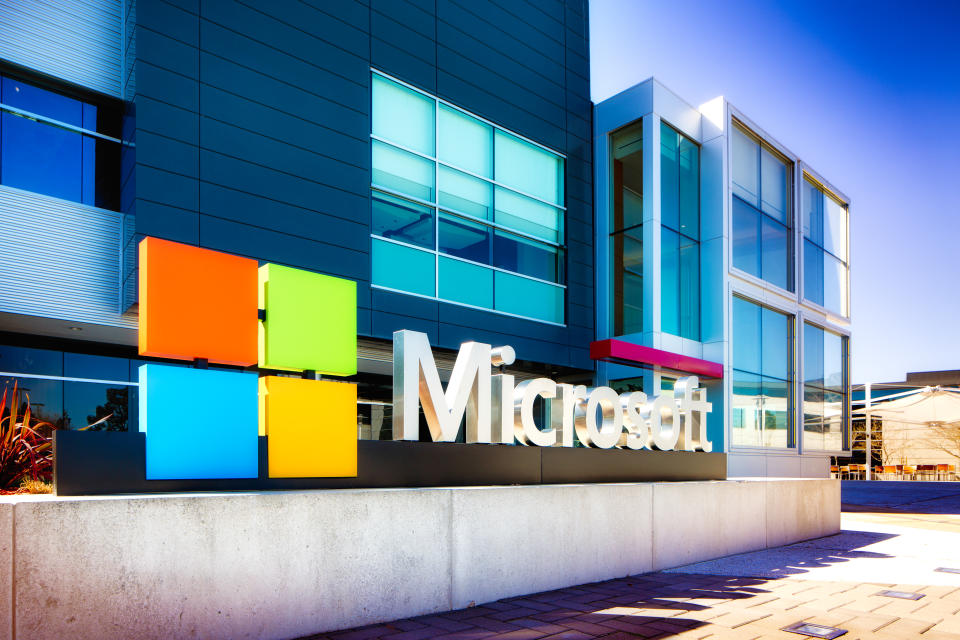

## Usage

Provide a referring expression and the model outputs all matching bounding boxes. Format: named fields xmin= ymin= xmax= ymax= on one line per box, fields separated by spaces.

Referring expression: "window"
xmin=660 ymin=122 xmax=699 ymax=340
xmin=731 ymin=123 xmax=792 ymax=290
xmin=0 ymin=74 xmax=120 ymax=210
xmin=803 ymin=177 xmax=848 ymax=315
xmin=370 ymin=72 xmax=565 ymax=324
xmin=610 ymin=123 xmax=643 ymax=335
xmin=0 ymin=344 xmax=137 ymax=431
xmin=803 ymin=323 xmax=848 ymax=451
xmin=732 ymin=296 xmax=794 ymax=447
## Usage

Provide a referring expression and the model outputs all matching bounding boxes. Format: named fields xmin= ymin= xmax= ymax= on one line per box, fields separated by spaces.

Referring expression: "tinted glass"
xmin=760 ymin=216 xmax=789 ymax=291
xmin=760 ymin=147 xmax=788 ymax=223
xmin=0 ymin=374 xmax=64 ymax=428
xmin=803 ymin=385 xmax=824 ymax=445
xmin=64 ymin=352 xmax=128 ymax=381
xmin=823 ymin=252 xmax=846 ymax=315
xmin=732 ymin=296 xmax=761 ymax=375
xmin=438 ymin=166 xmax=492 ymax=220
xmin=372 ymin=140 xmax=434 ymax=201
xmin=732 ymin=197 xmax=760 ymax=277
xmin=824 ymin=194 xmax=847 ymax=260
xmin=803 ymin=240 xmax=824 ymax=306
xmin=371 ymin=75 xmax=435 ymax=156
xmin=0 ymin=345 xmax=62 ymax=376
xmin=623 ymin=187 xmax=643 ymax=230
xmin=438 ymin=256 xmax=493 ymax=308
xmin=679 ymin=234 xmax=699 ymax=340
xmin=802 ymin=179 xmax=823 ymax=243
xmin=494 ymin=187 xmax=561 ymax=243
xmin=803 ymin=323 xmax=825 ymax=386
xmin=494 ymin=131 xmax=561 ymax=205
xmin=438 ymin=105 xmax=491 ymax=177
xmin=732 ymin=369 xmax=761 ymax=446
xmin=762 ymin=376 xmax=790 ymax=447
xmin=372 ymin=192 xmax=434 ymax=248
xmin=731 ymin=126 xmax=759 ymax=206
xmin=660 ymin=227 xmax=679 ymax=336
xmin=678 ymin=135 xmax=699 ymax=240
xmin=2 ymin=76 xmax=82 ymax=125
xmin=823 ymin=330 xmax=844 ymax=391
xmin=494 ymin=271 xmax=563 ymax=323
xmin=439 ymin=214 xmax=491 ymax=264
xmin=372 ymin=238 xmax=435 ymax=297
xmin=659 ymin=123 xmax=679 ymax=231
xmin=2 ymin=112 xmax=82 ymax=202
xmin=761 ymin=306 xmax=789 ymax=381
xmin=64 ymin=381 xmax=130 ymax=430
xmin=623 ymin=271 xmax=643 ymax=335
xmin=493 ymin=230 xmax=557 ymax=282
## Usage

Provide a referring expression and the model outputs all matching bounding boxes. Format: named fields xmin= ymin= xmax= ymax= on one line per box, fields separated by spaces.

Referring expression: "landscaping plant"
xmin=0 ymin=380 xmax=54 ymax=490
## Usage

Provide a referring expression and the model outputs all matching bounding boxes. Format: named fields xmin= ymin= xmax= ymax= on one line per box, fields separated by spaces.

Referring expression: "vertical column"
xmin=642 ymin=114 xmax=661 ymax=347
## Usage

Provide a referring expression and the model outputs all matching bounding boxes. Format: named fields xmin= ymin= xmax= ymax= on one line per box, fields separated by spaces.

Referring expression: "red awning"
xmin=590 ymin=339 xmax=723 ymax=379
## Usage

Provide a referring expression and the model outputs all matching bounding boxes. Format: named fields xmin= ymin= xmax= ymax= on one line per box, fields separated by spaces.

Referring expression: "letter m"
xmin=392 ymin=330 xmax=491 ymax=443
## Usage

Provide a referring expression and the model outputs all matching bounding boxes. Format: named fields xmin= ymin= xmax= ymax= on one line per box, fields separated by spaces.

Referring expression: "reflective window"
xmin=370 ymin=71 xmax=565 ymax=324
xmin=0 ymin=74 xmax=120 ymax=210
xmin=803 ymin=177 xmax=848 ymax=315
xmin=610 ymin=123 xmax=643 ymax=335
xmin=730 ymin=123 xmax=792 ymax=290
xmin=660 ymin=122 xmax=699 ymax=340
xmin=732 ymin=297 xmax=794 ymax=448
xmin=0 ymin=345 xmax=136 ymax=431
xmin=803 ymin=323 xmax=848 ymax=450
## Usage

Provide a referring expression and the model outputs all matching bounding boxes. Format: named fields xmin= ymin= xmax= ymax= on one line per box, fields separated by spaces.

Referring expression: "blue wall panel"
xmin=134 ymin=0 xmax=594 ymax=371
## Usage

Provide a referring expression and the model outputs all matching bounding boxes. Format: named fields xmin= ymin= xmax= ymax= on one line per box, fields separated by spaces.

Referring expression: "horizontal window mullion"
xmin=0 ymin=104 xmax=121 ymax=143
xmin=0 ymin=371 xmax=138 ymax=387
xmin=371 ymin=233 xmax=565 ymax=288
xmin=373 ymin=185 xmax=563 ymax=248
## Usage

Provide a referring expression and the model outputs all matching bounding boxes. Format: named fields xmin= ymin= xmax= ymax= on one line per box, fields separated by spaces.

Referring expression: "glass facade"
xmin=0 ymin=344 xmax=137 ymax=431
xmin=0 ymin=74 xmax=120 ymax=210
xmin=803 ymin=177 xmax=848 ymax=315
xmin=731 ymin=123 xmax=792 ymax=290
xmin=732 ymin=297 xmax=793 ymax=447
xmin=370 ymin=72 xmax=566 ymax=324
xmin=610 ymin=123 xmax=643 ymax=335
xmin=803 ymin=323 xmax=848 ymax=450
xmin=660 ymin=121 xmax=699 ymax=340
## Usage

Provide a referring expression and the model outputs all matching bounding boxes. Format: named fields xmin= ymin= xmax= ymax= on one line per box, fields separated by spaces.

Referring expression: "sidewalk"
xmin=300 ymin=482 xmax=960 ymax=640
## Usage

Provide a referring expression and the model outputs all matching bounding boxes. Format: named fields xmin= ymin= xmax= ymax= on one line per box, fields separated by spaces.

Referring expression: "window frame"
xmin=369 ymin=69 xmax=568 ymax=326
xmin=800 ymin=320 xmax=850 ymax=453
xmin=659 ymin=119 xmax=700 ymax=342
xmin=730 ymin=293 xmax=797 ymax=451
xmin=0 ymin=69 xmax=123 ymax=211
xmin=729 ymin=119 xmax=795 ymax=293
xmin=801 ymin=172 xmax=850 ymax=317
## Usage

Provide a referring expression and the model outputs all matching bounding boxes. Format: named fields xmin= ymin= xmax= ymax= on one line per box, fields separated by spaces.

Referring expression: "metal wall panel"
xmin=0 ymin=185 xmax=134 ymax=328
xmin=0 ymin=0 xmax=122 ymax=97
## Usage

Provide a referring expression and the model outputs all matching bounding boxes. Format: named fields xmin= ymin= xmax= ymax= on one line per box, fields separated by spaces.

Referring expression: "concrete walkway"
xmin=300 ymin=482 xmax=960 ymax=640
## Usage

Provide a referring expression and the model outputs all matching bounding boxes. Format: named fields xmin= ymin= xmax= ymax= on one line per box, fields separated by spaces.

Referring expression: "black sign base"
xmin=53 ymin=431 xmax=726 ymax=496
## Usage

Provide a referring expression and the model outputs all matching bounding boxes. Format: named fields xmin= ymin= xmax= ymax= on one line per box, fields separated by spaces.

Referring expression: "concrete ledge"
xmin=1 ymin=479 xmax=839 ymax=640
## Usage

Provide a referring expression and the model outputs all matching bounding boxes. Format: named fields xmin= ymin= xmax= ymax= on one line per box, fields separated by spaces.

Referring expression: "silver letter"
xmin=575 ymin=386 xmax=623 ymax=449
xmin=619 ymin=391 xmax=649 ymax=449
xmin=514 ymin=378 xmax=557 ymax=446
xmin=392 ymin=330 xmax=492 ymax=443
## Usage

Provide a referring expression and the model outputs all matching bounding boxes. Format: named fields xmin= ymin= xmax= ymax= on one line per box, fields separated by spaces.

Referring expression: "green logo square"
xmin=258 ymin=263 xmax=357 ymax=376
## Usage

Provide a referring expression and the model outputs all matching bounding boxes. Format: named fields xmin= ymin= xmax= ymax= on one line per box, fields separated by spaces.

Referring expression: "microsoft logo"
xmin=137 ymin=237 xmax=358 ymax=480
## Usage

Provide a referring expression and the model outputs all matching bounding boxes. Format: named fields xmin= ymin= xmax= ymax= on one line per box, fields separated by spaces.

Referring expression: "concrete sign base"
xmin=0 ymin=479 xmax=839 ymax=640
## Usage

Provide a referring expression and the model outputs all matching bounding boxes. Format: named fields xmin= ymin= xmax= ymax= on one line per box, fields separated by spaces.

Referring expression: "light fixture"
xmin=877 ymin=589 xmax=924 ymax=600
xmin=781 ymin=622 xmax=847 ymax=639
xmin=68 ymin=326 xmax=83 ymax=331
xmin=935 ymin=567 xmax=960 ymax=574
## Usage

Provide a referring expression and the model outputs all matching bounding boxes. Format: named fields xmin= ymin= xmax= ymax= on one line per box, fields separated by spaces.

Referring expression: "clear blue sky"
xmin=589 ymin=0 xmax=960 ymax=384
